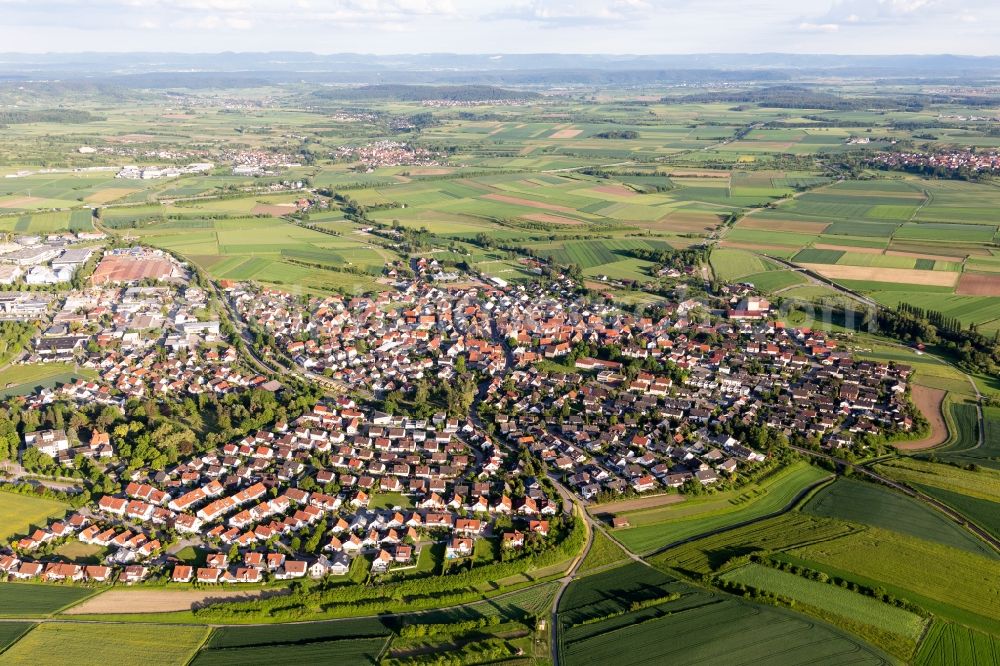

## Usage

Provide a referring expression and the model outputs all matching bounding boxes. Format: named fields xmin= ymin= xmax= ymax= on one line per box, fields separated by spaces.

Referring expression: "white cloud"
xmin=798 ymin=21 xmax=839 ymax=33
xmin=0 ymin=0 xmax=997 ymax=54
xmin=493 ymin=0 xmax=657 ymax=26
xmin=811 ymin=0 xmax=943 ymax=26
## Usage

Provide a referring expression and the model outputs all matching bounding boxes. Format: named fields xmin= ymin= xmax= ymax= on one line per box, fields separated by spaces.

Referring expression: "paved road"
xmin=463 ymin=328 xmax=595 ymax=666
xmin=765 ymin=254 xmax=884 ymax=311
xmin=214 ymin=283 xmax=351 ymax=397
xmin=546 ymin=474 xmax=594 ymax=666
xmin=0 ymin=461 xmax=86 ymax=492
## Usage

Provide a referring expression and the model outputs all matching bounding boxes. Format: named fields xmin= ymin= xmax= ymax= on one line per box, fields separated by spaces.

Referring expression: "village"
xmin=0 ymin=250 xmax=918 ymax=589
xmin=5 ymin=398 xmax=562 ymax=586
xmin=234 ymin=268 xmax=916 ymax=505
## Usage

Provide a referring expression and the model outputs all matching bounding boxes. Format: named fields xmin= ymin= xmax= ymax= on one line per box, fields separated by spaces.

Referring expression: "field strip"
xmin=481 ymin=193 xmax=575 ymax=213
xmin=956 ymin=272 xmax=1000 ymax=296
xmin=741 ymin=218 xmax=831 ymax=234
xmin=812 ymin=243 xmax=882 ymax=255
xmin=639 ymin=473 xmax=835 ymax=558
xmin=523 ymin=212 xmax=585 ymax=226
xmin=885 ymin=249 xmax=966 ymax=262
xmin=798 ymin=263 xmax=960 ymax=287
xmin=719 ymin=241 xmax=801 ymax=252
xmin=550 ymin=129 xmax=582 ymax=139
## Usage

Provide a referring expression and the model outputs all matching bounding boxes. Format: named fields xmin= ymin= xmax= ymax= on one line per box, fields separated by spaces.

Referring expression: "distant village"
xmin=869 ymin=149 xmax=1000 ymax=175
xmin=335 ymin=140 xmax=442 ymax=171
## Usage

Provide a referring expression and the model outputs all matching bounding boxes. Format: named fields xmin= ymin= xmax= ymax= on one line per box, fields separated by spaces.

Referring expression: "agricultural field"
xmin=720 ymin=563 xmax=927 ymax=659
xmin=925 ymin=404 xmax=1000 ymax=470
xmin=398 ymin=581 xmax=560 ymax=627
xmin=1 ymin=622 xmax=209 ymax=665
xmin=801 ymin=477 xmax=996 ymax=558
xmin=561 ymin=596 xmax=893 ymax=666
xmin=710 ymin=248 xmax=777 ymax=281
xmin=203 ymin=617 xmax=392 ymax=651
xmin=0 ymin=491 xmax=70 ymax=542
xmin=915 ymin=621 xmax=1000 ymax=666
xmin=557 ymin=563 xmax=683 ymax=627
xmin=874 ymin=458 xmax=1000 ymax=503
xmin=193 ymin=636 xmax=389 ymax=666
xmin=715 ymin=176 xmax=1000 ymax=327
xmin=786 ymin=526 xmax=1000 ymax=634
xmin=740 ymin=268 xmax=807 ymax=292
xmin=612 ymin=462 xmax=831 ymax=554
xmin=909 ymin=483 xmax=1000 ymax=541
xmin=871 ymin=457 xmax=1000 ymax=539
xmin=651 ymin=512 xmax=861 ymax=577
xmin=0 ymin=584 xmax=95 ymax=617
xmin=0 ymin=623 xmax=34 ymax=652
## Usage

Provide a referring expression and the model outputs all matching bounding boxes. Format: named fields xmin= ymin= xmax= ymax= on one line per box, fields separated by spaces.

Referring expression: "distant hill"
xmin=675 ymin=86 xmax=910 ymax=111
xmin=0 ymin=53 xmax=999 ymax=84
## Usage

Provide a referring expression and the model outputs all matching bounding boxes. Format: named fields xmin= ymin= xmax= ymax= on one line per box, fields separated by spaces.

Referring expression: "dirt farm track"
xmin=895 ymin=385 xmax=949 ymax=451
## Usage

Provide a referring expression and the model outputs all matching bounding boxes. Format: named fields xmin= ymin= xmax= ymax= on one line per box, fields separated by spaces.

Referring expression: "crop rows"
xmin=916 ymin=621 xmax=1000 ymax=666
xmin=562 ymin=598 xmax=890 ymax=666
xmin=653 ymin=512 xmax=859 ymax=576
xmin=801 ymin=478 xmax=995 ymax=557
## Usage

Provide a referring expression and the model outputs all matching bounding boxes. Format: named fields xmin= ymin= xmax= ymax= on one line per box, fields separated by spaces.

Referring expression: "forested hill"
xmin=674 ymin=86 xmax=924 ymax=111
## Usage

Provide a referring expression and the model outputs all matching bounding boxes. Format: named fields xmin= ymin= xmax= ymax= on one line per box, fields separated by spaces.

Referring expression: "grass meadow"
xmin=0 ymin=492 xmax=70 ymax=542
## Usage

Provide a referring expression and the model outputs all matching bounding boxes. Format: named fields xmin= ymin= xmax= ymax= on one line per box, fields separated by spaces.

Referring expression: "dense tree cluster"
xmin=0 ymin=109 xmax=104 ymax=124
xmin=593 ymin=130 xmax=639 ymax=139
xmin=876 ymin=303 xmax=1000 ymax=374
xmin=0 ymin=321 xmax=35 ymax=365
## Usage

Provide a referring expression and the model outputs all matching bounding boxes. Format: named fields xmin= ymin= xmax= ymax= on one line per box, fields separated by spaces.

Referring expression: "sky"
xmin=0 ymin=0 xmax=997 ymax=56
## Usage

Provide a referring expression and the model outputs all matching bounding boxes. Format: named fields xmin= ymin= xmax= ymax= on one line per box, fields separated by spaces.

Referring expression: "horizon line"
xmin=1 ymin=51 xmax=1000 ymax=58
